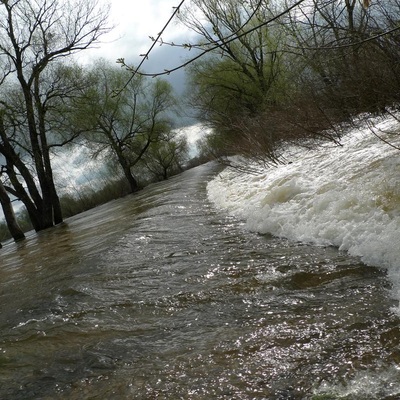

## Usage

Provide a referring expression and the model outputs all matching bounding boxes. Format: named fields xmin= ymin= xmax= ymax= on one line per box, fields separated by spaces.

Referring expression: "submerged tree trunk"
xmin=122 ymin=163 xmax=139 ymax=193
xmin=0 ymin=181 xmax=25 ymax=241
xmin=0 ymin=0 xmax=111 ymax=232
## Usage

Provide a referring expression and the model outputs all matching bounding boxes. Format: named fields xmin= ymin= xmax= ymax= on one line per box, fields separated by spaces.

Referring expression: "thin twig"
xmin=114 ymin=0 xmax=186 ymax=95
xmin=120 ymin=0 xmax=307 ymax=78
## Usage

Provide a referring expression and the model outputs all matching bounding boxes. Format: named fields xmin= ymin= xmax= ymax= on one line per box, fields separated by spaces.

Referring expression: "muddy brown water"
xmin=0 ymin=163 xmax=399 ymax=399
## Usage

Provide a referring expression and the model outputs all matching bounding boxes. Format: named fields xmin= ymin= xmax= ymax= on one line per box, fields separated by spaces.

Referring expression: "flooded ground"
xmin=0 ymin=163 xmax=399 ymax=399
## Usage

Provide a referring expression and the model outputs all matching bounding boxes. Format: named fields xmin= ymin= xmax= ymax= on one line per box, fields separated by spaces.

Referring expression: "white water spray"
xmin=207 ymin=115 xmax=400 ymax=309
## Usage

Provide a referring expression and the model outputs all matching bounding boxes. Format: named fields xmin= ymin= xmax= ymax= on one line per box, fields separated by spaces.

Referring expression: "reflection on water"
xmin=0 ymin=163 xmax=399 ymax=399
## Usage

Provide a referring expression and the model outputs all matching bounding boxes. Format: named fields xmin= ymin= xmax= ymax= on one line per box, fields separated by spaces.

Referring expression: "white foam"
xmin=207 ymin=116 xmax=400 ymax=306
xmin=313 ymin=365 xmax=400 ymax=399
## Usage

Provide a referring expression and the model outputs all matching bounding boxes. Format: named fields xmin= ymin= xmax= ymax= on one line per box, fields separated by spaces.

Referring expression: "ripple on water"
xmin=0 ymin=164 xmax=399 ymax=399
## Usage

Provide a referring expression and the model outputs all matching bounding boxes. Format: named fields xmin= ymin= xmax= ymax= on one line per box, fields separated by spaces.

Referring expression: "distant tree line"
xmin=0 ymin=0 xmax=188 ymax=244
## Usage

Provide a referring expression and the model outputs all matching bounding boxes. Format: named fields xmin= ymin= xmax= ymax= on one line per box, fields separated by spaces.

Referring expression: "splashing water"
xmin=207 ymin=115 xmax=400 ymax=311
xmin=0 ymin=159 xmax=399 ymax=399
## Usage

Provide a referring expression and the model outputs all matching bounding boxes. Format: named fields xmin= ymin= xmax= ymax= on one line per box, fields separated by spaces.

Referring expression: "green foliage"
xmin=187 ymin=29 xmax=292 ymax=120
xmin=77 ymin=59 xmax=178 ymax=192
xmin=139 ymin=132 xmax=189 ymax=181
xmin=195 ymin=130 xmax=233 ymax=160
xmin=188 ymin=58 xmax=260 ymax=117
xmin=183 ymin=0 xmax=400 ymax=163
xmin=183 ymin=0 xmax=301 ymax=161
xmin=0 ymin=0 xmax=111 ymax=231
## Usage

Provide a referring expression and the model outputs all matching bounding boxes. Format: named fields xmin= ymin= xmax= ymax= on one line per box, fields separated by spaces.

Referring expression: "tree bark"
xmin=0 ymin=181 xmax=25 ymax=241
xmin=0 ymin=0 xmax=110 ymax=231
xmin=121 ymin=162 xmax=139 ymax=193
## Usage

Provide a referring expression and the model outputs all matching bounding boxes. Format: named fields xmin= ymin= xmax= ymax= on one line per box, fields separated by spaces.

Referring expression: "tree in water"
xmin=80 ymin=60 xmax=177 ymax=192
xmin=0 ymin=179 xmax=24 ymax=242
xmin=0 ymin=0 xmax=111 ymax=232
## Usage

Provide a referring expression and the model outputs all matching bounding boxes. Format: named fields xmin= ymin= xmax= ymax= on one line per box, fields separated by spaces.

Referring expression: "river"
xmin=0 ymin=161 xmax=399 ymax=399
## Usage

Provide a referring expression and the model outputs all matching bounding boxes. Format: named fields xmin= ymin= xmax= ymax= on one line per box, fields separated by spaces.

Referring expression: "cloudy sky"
xmin=82 ymin=0 xmax=196 ymax=96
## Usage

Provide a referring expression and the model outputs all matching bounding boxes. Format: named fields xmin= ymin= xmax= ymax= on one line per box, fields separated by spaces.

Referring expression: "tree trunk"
xmin=21 ymin=85 xmax=56 ymax=229
xmin=123 ymin=164 xmax=139 ymax=193
xmin=36 ymin=79 xmax=64 ymax=226
xmin=114 ymin=144 xmax=139 ymax=193
xmin=0 ymin=181 xmax=25 ymax=241
xmin=6 ymin=165 xmax=43 ymax=231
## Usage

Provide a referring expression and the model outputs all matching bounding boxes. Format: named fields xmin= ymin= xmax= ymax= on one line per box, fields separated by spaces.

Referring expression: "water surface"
xmin=0 ymin=163 xmax=399 ymax=399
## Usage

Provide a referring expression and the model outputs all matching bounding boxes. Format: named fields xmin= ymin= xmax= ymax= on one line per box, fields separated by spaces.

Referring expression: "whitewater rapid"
xmin=207 ymin=115 xmax=400 ymax=308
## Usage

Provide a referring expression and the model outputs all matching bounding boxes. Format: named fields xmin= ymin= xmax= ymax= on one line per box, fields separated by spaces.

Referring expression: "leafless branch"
xmin=118 ymin=0 xmax=307 ymax=78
